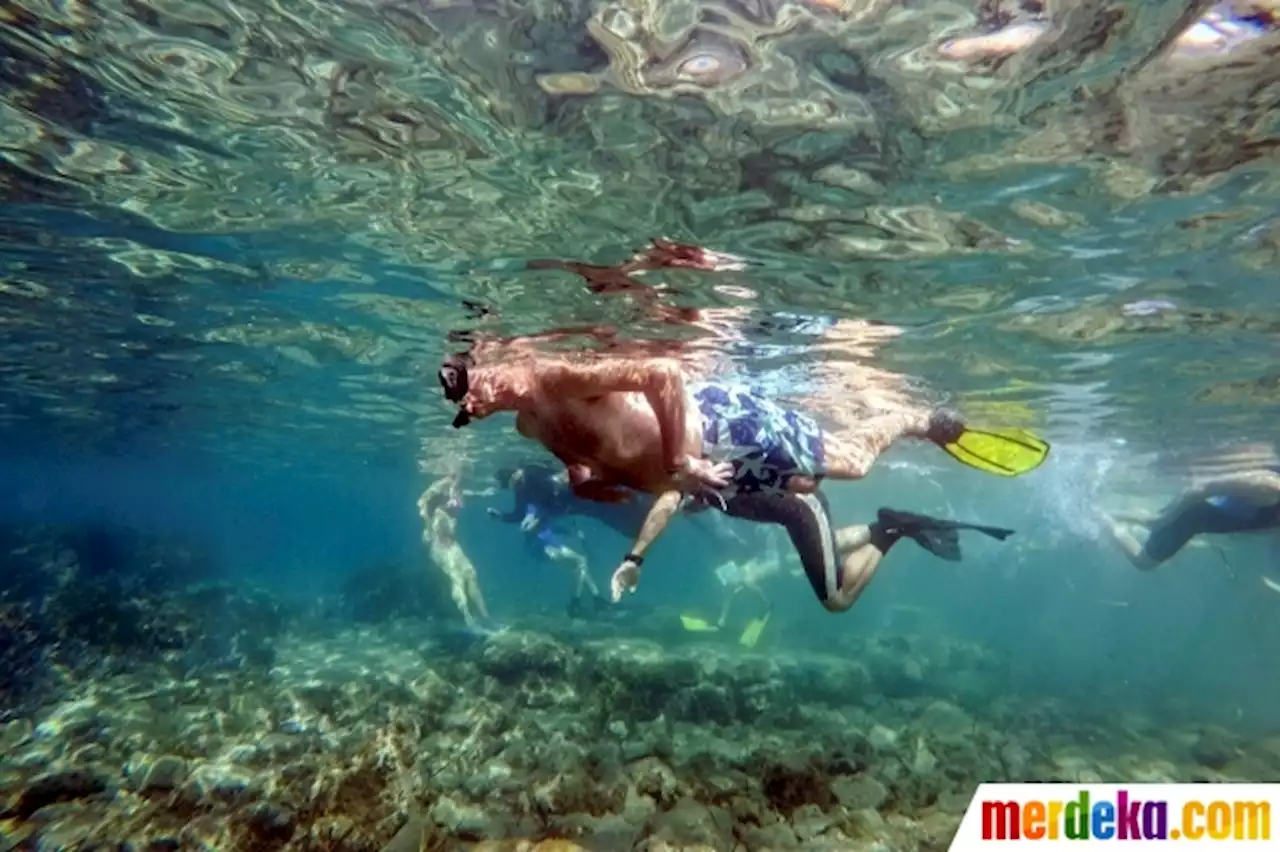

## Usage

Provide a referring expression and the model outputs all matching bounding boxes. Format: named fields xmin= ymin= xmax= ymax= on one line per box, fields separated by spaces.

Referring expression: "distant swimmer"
xmin=1103 ymin=467 xmax=1280 ymax=582
xmin=417 ymin=474 xmax=493 ymax=630
xmin=488 ymin=464 xmax=604 ymax=606
xmin=487 ymin=461 xmax=761 ymax=606
xmin=487 ymin=462 xmax=651 ymax=538
xmin=678 ymin=536 xmax=787 ymax=647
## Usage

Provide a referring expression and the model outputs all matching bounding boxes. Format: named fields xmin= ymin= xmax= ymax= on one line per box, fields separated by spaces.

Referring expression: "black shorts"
xmin=721 ymin=491 xmax=842 ymax=603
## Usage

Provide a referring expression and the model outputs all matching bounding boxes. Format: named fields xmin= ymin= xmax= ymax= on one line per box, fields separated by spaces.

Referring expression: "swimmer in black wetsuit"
xmin=488 ymin=464 xmax=605 ymax=603
xmin=488 ymin=463 xmax=658 ymax=538
xmin=488 ymin=464 xmax=574 ymax=530
xmin=1104 ymin=467 xmax=1280 ymax=578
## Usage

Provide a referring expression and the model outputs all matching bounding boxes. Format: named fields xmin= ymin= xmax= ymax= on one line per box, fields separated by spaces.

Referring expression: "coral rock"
xmin=12 ymin=767 xmax=112 ymax=818
xmin=832 ymin=774 xmax=888 ymax=811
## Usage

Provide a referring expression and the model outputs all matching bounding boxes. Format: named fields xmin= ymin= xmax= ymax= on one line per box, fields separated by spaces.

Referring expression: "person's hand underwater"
xmin=520 ymin=514 xmax=540 ymax=533
xmin=677 ymin=456 xmax=735 ymax=490
xmin=611 ymin=559 xmax=642 ymax=602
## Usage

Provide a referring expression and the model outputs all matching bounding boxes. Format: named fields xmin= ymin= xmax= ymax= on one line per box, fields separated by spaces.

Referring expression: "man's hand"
xmin=676 ymin=456 xmax=735 ymax=490
xmin=520 ymin=513 xmax=540 ymax=533
xmin=611 ymin=557 xmax=642 ymax=602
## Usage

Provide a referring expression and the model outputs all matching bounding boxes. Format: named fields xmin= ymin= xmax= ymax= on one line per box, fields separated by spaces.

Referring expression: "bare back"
xmin=517 ymin=389 xmax=700 ymax=494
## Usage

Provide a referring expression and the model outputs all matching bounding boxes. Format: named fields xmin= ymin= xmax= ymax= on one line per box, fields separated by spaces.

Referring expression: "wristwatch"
xmin=623 ymin=553 xmax=644 ymax=567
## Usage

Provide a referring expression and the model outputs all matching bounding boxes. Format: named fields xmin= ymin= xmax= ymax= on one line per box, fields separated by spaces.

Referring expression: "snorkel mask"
xmin=438 ymin=353 xmax=474 ymax=429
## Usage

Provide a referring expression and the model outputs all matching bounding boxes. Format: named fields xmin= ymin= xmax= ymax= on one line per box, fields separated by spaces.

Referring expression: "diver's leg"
xmin=817 ymin=410 xmax=933 ymax=480
xmin=723 ymin=491 xmax=853 ymax=611
xmin=818 ymin=522 xmax=906 ymax=611
xmin=826 ymin=542 xmax=887 ymax=612
xmin=550 ymin=545 xmax=594 ymax=599
xmin=443 ymin=552 xmax=476 ymax=627
xmin=467 ymin=567 xmax=491 ymax=622
xmin=717 ymin=584 xmax=742 ymax=627
xmin=1104 ymin=505 xmax=1203 ymax=571
xmin=580 ymin=560 xmax=600 ymax=597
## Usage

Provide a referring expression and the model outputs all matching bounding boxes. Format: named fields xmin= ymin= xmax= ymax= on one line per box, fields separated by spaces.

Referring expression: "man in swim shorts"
xmin=1103 ymin=467 xmax=1280 ymax=577
xmin=440 ymin=350 xmax=961 ymax=504
xmin=438 ymin=346 xmax=1002 ymax=607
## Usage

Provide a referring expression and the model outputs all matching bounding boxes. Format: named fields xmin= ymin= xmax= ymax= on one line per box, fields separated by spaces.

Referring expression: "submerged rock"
xmin=184 ymin=761 xmax=262 ymax=805
xmin=137 ymin=755 xmax=188 ymax=794
xmin=832 ymin=774 xmax=888 ymax=811
xmin=1191 ymin=727 xmax=1237 ymax=770
xmin=11 ymin=767 xmax=113 ymax=818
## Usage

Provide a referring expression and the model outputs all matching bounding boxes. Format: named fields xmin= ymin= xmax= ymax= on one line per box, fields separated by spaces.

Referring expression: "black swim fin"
xmin=876 ymin=508 xmax=1015 ymax=562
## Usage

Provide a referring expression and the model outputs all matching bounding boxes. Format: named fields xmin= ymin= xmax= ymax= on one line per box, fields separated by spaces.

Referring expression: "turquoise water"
xmin=2 ymin=2 xmax=1279 ymax=849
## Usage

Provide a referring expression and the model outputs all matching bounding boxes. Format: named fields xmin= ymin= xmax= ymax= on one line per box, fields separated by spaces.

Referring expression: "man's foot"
xmin=876 ymin=507 xmax=933 ymax=533
xmin=924 ymin=409 xmax=965 ymax=446
xmin=876 ymin=508 xmax=962 ymax=561
xmin=466 ymin=618 xmax=507 ymax=636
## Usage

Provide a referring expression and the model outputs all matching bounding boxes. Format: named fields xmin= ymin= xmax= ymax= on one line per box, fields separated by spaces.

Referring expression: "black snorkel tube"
xmin=438 ymin=353 xmax=474 ymax=429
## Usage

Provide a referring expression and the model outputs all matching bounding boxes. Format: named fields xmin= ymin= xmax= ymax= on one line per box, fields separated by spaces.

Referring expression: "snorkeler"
xmin=1102 ymin=467 xmax=1280 ymax=577
xmin=439 ymin=236 xmax=1047 ymax=603
xmin=438 ymin=348 xmax=1035 ymax=499
xmin=488 ymin=467 xmax=604 ymax=605
xmin=487 ymin=462 xmax=650 ymax=537
xmin=417 ymin=474 xmax=492 ymax=629
xmin=439 ymin=346 xmax=1045 ymax=598
xmin=679 ymin=533 xmax=788 ymax=647
xmin=441 ymin=348 xmax=1044 ymax=598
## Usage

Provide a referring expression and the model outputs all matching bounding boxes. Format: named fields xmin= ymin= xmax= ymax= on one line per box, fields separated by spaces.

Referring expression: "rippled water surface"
xmin=2 ymin=0 xmax=1278 ymax=464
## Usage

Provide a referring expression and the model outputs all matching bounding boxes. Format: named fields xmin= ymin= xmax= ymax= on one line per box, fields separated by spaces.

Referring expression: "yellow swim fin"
xmin=942 ymin=427 xmax=1050 ymax=477
xmin=738 ymin=613 xmax=771 ymax=648
xmin=679 ymin=614 xmax=720 ymax=632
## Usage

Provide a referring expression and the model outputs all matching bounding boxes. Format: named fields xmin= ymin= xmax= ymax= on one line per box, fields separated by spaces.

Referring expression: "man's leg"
xmin=724 ymin=492 xmax=919 ymax=613
xmin=548 ymin=545 xmax=596 ymax=598
xmin=818 ymin=410 xmax=933 ymax=480
xmin=1103 ymin=503 xmax=1205 ymax=571
xmin=723 ymin=491 xmax=863 ymax=612
xmin=439 ymin=549 xmax=477 ymax=627
xmin=716 ymin=584 xmax=742 ymax=627
xmin=466 ymin=567 xmax=491 ymax=622
xmin=820 ymin=524 xmax=892 ymax=612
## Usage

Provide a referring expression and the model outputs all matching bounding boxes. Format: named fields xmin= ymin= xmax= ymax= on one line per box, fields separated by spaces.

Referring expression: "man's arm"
xmin=538 ymin=358 xmax=690 ymax=472
xmin=418 ymin=476 xmax=453 ymax=517
xmin=610 ymin=489 xmax=683 ymax=601
xmin=628 ymin=489 xmax=683 ymax=560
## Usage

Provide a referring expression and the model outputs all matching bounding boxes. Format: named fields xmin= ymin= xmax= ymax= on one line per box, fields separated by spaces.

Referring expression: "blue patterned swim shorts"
xmin=691 ymin=382 xmax=827 ymax=498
